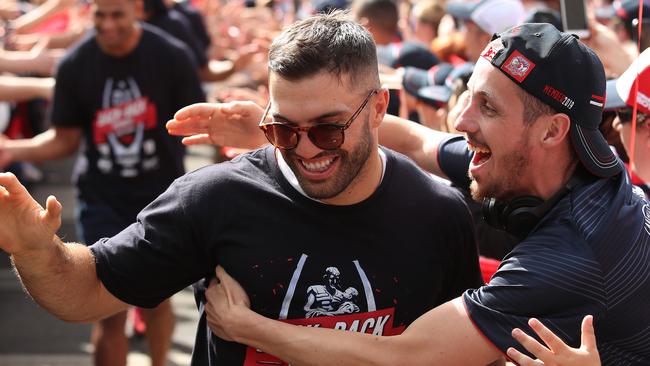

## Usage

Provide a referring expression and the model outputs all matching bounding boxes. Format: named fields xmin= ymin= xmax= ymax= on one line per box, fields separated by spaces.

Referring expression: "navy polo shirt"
xmin=439 ymin=136 xmax=650 ymax=365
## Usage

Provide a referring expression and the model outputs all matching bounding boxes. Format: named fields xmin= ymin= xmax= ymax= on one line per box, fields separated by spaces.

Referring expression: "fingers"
xmin=182 ymin=135 xmax=214 ymax=146
xmin=0 ymin=172 xmax=29 ymax=196
xmin=215 ymin=265 xmax=251 ymax=307
xmin=528 ymin=318 xmax=569 ymax=354
xmin=215 ymin=265 xmax=230 ymax=284
xmin=166 ymin=118 xmax=209 ymax=136
xmin=173 ymin=103 xmax=219 ymax=121
xmin=171 ymin=101 xmax=257 ymax=123
xmin=42 ymin=195 xmax=62 ymax=231
xmin=506 ymin=346 xmax=544 ymax=366
xmin=511 ymin=327 xmax=554 ymax=361
xmin=581 ymin=315 xmax=597 ymax=351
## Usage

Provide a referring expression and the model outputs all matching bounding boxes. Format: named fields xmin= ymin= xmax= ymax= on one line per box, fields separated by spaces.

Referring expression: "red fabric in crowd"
xmin=479 ymin=256 xmax=501 ymax=284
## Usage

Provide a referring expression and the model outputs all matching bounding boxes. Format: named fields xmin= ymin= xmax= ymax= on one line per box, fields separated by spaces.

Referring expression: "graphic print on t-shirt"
xmin=243 ymin=254 xmax=405 ymax=365
xmin=304 ymin=266 xmax=361 ymax=318
xmin=93 ymin=77 xmax=158 ymax=178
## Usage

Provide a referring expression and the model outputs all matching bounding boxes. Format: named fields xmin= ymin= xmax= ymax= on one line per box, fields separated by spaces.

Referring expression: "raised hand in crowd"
xmin=0 ymin=0 xmax=21 ymax=20
xmin=507 ymin=316 xmax=601 ymax=366
xmin=582 ymin=18 xmax=636 ymax=77
xmin=0 ymin=38 xmax=65 ymax=76
xmin=166 ymin=101 xmax=267 ymax=148
xmin=0 ymin=75 xmax=55 ymax=101
xmin=0 ymin=172 xmax=62 ymax=256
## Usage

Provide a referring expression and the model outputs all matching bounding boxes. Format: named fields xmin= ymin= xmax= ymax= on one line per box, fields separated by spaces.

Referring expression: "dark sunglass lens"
xmin=266 ymin=124 xmax=298 ymax=149
xmin=309 ymin=125 xmax=344 ymax=150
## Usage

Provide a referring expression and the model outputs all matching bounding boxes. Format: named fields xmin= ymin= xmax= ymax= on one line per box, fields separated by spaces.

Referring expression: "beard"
xmin=469 ymin=141 xmax=531 ymax=202
xmin=283 ymin=117 xmax=373 ymax=200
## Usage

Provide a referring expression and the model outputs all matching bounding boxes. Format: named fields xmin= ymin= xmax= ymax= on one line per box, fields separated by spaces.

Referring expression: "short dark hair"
xmin=516 ymin=87 xmax=579 ymax=162
xmin=268 ymin=11 xmax=379 ymax=87
xmin=516 ymin=87 xmax=557 ymax=125
xmin=356 ymin=0 xmax=398 ymax=35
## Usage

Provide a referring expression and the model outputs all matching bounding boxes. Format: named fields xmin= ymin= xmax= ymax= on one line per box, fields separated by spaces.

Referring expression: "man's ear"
xmin=372 ymin=88 xmax=389 ymax=128
xmin=541 ymin=113 xmax=571 ymax=147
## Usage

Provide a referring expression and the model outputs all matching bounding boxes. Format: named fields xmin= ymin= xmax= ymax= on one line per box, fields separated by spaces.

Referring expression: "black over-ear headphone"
xmin=482 ymin=169 xmax=590 ymax=240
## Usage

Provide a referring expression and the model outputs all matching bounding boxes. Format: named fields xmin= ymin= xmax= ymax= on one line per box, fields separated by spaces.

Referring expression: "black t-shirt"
xmin=51 ymin=24 xmax=205 ymax=217
xmin=439 ymin=136 xmax=650 ymax=364
xmin=173 ymin=1 xmax=211 ymax=51
xmin=147 ymin=9 xmax=208 ymax=68
xmin=90 ymin=146 xmax=483 ymax=365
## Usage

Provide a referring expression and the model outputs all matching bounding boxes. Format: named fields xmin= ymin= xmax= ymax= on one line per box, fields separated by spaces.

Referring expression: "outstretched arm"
xmin=167 ymin=101 xmax=268 ymax=148
xmin=206 ymin=267 xmax=501 ymax=366
xmin=0 ymin=173 xmax=128 ymax=322
xmin=507 ymin=316 xmax=601 ymax=366
xmin=168 ymin=101 xmax=455 ymax=177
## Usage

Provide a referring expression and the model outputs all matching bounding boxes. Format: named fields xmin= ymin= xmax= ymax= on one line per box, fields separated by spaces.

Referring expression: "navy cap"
xmin=481 ymin=23 xmax=622 ymax=178
xmin=377 ymin=42 xmax=439 ymax=69
xmin=403 ymin=63 xmax=471 ymax=108
xmin=444 ymin=62 xmax=474 ymax=88
xmin=312 ymin=0 xmax=348 ymax=13
xmin=402 ymin=64 xmax=453 ymax=94
xmin=418 ymin=86 xmax=454 ymax=108
xmin=402 ymin=67 xmax=434 ymax=96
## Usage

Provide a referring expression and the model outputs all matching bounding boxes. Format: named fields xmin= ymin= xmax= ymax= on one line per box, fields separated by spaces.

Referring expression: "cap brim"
xmin=403 ymin=67 xmax=432 ymax=96
xmin=571 ymin=123 xmax=623 ymax=178
xmin=417 ymin=85 xmax=452 ymax=107
xmin=446 ymin=1 xmax=475 ymax=20
xmin=605 ymin=79 xmax=626 ymax=111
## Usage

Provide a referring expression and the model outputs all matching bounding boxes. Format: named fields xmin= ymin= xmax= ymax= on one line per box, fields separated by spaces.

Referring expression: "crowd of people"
xmin=0 ymin=0 xmax=649 ymax=365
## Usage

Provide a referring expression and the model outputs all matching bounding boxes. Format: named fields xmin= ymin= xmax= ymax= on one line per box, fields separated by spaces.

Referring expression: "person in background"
xmin=0 ymin=0 xmax=205 ymax=365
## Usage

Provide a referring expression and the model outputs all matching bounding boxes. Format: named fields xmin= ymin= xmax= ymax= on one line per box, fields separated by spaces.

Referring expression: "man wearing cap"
xmin=176 ymin=23 xmax=650 ymax=364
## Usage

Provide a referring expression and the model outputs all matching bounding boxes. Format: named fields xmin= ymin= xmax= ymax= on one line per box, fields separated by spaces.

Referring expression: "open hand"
xmin=0 ymin=172 xmax=62 ymax=255
xmin=507 ymin=316 xmax=600 ymax=366
xmin=167 ymin=101 xmax=268 ymax=149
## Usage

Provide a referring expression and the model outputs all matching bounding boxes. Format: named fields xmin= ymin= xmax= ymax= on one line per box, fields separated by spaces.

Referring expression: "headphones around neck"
xmin=482 ymin=169 xmax=590 ymax=240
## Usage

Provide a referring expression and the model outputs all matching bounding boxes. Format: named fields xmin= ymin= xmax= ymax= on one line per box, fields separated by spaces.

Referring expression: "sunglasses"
xmin=258 ymin=89 xmax=378 ymax=150
xmin=616 ymin=109 xmax=648 ymax=125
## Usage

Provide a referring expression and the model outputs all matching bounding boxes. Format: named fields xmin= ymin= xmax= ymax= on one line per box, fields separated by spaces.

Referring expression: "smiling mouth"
xmin=299 ymin=156 xmax=337 ymax=173
xmin=468 ymin=141 xmax=492 ymax=166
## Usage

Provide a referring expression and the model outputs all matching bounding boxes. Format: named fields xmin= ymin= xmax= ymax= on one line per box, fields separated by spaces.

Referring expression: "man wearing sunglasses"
xmin=172 ymin=24 xmax=650 ymax=364
xmin=0 ymin=11 xmax=483 ymax=366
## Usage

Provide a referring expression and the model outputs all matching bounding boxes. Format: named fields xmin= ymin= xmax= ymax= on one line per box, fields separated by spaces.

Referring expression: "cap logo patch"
xmin=481 ymin=42 xmax=504 ymax=62
xmin=543 ymin=85 xmax=575 ymax=110
xmin=501 ymin=51 xmax=535 ymax=83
